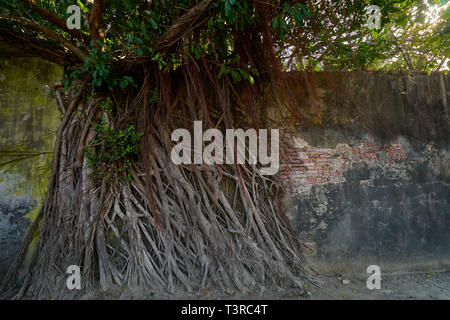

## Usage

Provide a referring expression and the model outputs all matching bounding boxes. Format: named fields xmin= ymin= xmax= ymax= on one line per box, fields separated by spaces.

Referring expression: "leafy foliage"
xmin=377 ymin=0 xmax=450 ymax=73
xmin=85 ymin=99 xmax=143 ymax=181
xmin=1 ymin=0 xmax=448 ymax=81
xmin=85 ymin=121 xmax=142 ymax=181
xmin=282 ymin=0 xmax=449 ymax=72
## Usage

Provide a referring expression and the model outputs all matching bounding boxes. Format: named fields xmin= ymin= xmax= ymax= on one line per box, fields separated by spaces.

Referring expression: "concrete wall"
xmin=0 ymin=56 xmax=448 ymax=279
xmin=0 ymin=56 xmax=62 ymax=278
xmin=280 ymin=71 xmax=449 ymax=275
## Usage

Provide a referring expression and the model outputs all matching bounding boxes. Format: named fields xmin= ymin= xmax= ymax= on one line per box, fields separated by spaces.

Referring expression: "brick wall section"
xmin=279 ymin=125 xmax=411 ymax=194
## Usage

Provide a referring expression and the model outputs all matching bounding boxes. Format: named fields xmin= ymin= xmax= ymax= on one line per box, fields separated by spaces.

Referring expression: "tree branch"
xmin=19 ymin=0 xmax=85 ymax=41
xmin=156 ymin=0 xmax=213 ymax=51
xmin=0 ymin=15 xmax=88 ymax=61
xmin=0 ymin=28 xmax=73 ymax=65
xmin=398 ymin=46 xmax=414 ymax=70
xmin=435 ymin=57 xmax=448 ymax=72
xmin=88 ymin=0 xmax=104 ymax=49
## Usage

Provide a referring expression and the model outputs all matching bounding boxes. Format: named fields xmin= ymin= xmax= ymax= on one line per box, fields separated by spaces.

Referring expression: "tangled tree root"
xmin=1 ymin=73 xmax=315 ymax=300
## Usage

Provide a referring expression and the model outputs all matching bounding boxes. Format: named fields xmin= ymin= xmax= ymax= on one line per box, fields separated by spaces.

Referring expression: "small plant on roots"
xmin=85 ymin=116 xmax=143 ymax=182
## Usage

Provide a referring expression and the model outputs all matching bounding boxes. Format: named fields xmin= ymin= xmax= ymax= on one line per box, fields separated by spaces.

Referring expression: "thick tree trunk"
xmin=1 ymin=73 xmax=314 ymax=299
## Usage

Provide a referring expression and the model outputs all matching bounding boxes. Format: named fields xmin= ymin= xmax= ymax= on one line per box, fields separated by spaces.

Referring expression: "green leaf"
xmin=230 ymin=70 xmax=241 ymax=83
xmin=224 ymin=1 xmax=231 ymax=16
xmin=218 ymin=64 xmax=230 ymax=79
xmin=239 ymin=69 xmax=254 ymax=84
xmin=293 ymin=7 xmax=303 ymax=23
xmin=272 ymin=17 xmax=279 ymax=29
xmin=149 ymin=18 xmax=158 ymax=30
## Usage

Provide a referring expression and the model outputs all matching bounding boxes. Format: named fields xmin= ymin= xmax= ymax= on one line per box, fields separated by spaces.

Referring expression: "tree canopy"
xmin=1 ymin=1 xmax=448 ymax=83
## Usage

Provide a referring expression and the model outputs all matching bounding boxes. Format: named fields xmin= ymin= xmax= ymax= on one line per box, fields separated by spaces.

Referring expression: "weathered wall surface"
xmin=0 ymin=56 xmax=62 ymax=278
xmin=281 ymin=72 xmax=449 ymax=275
xmin=0 ymin=57 xmax=448 ymax=279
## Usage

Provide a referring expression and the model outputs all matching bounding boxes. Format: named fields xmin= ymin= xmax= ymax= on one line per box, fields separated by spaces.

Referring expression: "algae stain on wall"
xmin=0 ymin=57 xmax=62 ymax=277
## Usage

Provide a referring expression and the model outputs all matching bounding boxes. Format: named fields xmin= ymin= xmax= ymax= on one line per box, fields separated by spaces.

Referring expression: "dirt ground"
xmin=85 ymin=270 xmax=450 ymax=300
xmin=308 ymin=271 xmax=450 ymax=300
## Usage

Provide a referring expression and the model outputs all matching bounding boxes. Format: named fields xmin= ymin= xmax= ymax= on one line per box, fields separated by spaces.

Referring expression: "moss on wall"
xmin=0 ymin=57 xmax=62 ymax=276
